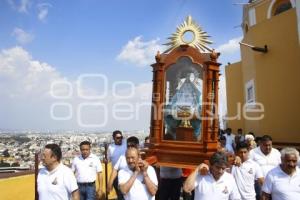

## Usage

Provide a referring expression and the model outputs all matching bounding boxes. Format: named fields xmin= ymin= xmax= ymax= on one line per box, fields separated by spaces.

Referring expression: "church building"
xmin=225 ymin=0 xmax=300 ymax=147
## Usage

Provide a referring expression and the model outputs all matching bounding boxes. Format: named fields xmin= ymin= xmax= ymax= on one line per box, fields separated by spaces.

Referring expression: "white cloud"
xmin=117 ymin=36 xmax=166 ymax=67
xmin=37 ymin=3 xmax=52 ymax=22
xmin=19 ymin=0 xmax=30 ymax=13
xmin=0 ymin=46 xmax=85 ymax=130
xmin=0 ymin=46 xmax=62 ymax=97
xmin=0 ymin=46 xmax=227 ymax=131
xmin=0 ymin=46 xmax=154 ymax=131
xmin=216 ymin=36 xmax=242 ymax=56
xmin=12 ymin=27 xmax=34 ymax=45
xmin=7 ymin=0 xmax=31 ymax=13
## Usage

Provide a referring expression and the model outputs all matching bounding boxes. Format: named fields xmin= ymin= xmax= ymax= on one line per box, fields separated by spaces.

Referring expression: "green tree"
xmin=11 ymin=162 xmax=20 ymax=167
xmin=2 ymin=149 xmax=10 ymax=157
xmin=0 ymin=160 xmax=10 ymax=167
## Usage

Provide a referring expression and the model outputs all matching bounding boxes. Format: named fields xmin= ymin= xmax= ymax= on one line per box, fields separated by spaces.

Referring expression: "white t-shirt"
xmin=231 ymin=159 xmax=263 ymax=200
xmin=249 ymin=147 xmax=281 ymax=177
xmin=262 ymin=165 xmax=300 ymax=200
xmin=118 ymin=166 xmax=158 ymax=200
xmin=194 ymin=171 xmax=241 ymax=200
xmin=72 ymin=153 xmax=102 ymax=183
xmin=114 ymin=155 xmax=128 ymax=171
xmin=108 ymin=140 xmax=127 ymax=166
xmin=223 ymin=134 xmax=235 ymax=153
xmin=38 ymin=163 xmax=78 ymax=200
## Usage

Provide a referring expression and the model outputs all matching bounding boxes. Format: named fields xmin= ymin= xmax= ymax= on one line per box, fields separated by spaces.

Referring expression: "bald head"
xmin=126 ymin=147 xmax=140 ymax=170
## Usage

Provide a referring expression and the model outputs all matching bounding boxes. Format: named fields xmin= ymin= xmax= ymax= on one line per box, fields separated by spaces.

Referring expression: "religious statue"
xmin=164 ymin=57 xmax=203 ymax=141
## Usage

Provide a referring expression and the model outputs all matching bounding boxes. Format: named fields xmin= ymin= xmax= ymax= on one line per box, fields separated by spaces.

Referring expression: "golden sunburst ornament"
xmin=164 ymin=15 xmax=213 ymax=53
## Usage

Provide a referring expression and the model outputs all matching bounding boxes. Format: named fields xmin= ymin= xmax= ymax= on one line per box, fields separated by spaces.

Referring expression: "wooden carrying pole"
xmin=104 ymin=143 xmax=109 ymax=200
xmin=34 ymin=152 xmax=39 ymax=200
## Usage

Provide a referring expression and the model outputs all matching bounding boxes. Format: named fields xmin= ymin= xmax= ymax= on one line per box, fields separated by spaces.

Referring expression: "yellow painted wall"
xmin=227 ymin=5 xmax=300 ymax=143
xmin=255 ymin=0 xmax=271 ymax=24
xmin=0 ymin=163 xmax=117 ymax=200
xmin=250 ymin=8 xmax=300 ymax=142
xmin=225 ymin=62 xmax=245 ymax=132
xmin=0 ymin=175 xmax=35 ymax=200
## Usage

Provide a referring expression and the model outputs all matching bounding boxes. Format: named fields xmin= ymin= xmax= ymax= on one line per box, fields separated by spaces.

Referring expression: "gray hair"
xmin=209 ymin=152 xmax=227 ymax=166
xmin=280 ymin=147 xmax=299 ymax=160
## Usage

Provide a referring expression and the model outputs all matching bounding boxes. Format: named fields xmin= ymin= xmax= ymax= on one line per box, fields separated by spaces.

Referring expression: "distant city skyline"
xmin=0 ymin=0 xmax=243 ymax=131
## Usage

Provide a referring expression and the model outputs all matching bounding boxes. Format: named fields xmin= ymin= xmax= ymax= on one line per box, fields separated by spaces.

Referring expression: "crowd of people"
xmin=37 ymin=129 xmax=300 ymax=200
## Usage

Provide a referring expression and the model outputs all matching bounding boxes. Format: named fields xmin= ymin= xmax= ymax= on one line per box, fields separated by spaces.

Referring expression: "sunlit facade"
xmin=226 ymin=0 xmax=300 ymax=145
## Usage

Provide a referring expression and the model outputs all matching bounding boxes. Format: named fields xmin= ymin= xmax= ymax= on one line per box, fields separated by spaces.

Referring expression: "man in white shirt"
xmin=118 ymin=147 xmax=158 ymax=200
xmin=107 ymin=136 xmax=140 ymax=194
xmin=72 ymin=141 xmax=103 ymax=200
xmin=261 ymin=147 xmax=300 ymax=200
xmin=249 ymin=135 xmax=281 ymax=177
xmin=107 ymin=130 xmax=127 ymax=200
xmin=249 ymin=135 xmax=281 ymax=199
xmin=231 ymin=142 xmax=264 ymax=200
xmin=183 ymin=152 xmax=241 ymax=200
xmin=223 ymin=128 xmax=235 ymax=153
xmin=38 ymin=143 xmax=79 ymax=200
xmin=235 ymin=128 xmax=245 ymax=144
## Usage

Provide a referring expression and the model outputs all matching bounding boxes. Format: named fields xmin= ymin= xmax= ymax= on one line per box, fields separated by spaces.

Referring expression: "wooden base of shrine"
xmin=176 ymin=127 xmax=195 ymax=141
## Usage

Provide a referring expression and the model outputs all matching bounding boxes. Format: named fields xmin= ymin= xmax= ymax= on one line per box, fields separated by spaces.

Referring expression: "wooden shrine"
xmin=145 ymin=16 xmax=220 ymax=168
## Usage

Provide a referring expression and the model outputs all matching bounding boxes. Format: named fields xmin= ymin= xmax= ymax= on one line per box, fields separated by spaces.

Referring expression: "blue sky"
xmin=0 ymin=0 xmax=244 ymax=131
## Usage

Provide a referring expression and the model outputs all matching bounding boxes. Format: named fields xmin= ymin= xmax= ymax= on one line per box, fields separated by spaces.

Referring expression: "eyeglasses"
xmin=115 ymin=136 xmax=123 ymax=140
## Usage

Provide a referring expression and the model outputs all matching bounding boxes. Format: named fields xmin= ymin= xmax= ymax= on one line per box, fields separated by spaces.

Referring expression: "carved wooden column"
xmin=150 ymin=52 xmax=164 ymax=144
xmin=204 ymin=51 xmax=221 ymax=151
